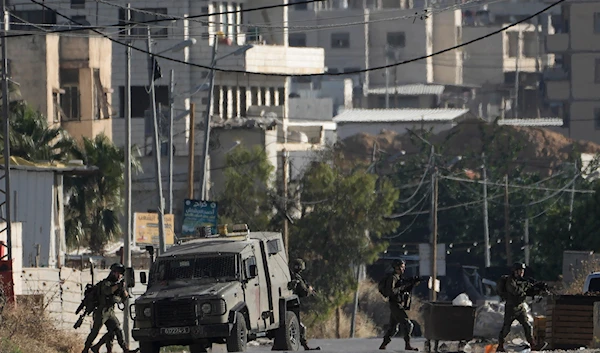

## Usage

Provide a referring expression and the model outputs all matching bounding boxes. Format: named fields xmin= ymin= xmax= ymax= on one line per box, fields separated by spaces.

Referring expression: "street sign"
xmin=133 ymin=212 xmax=175 ymax=246
xmin=418 ymin=243 xmax=446 ymax=277
xmin=182 ymin=199 xmax=219 ymax=237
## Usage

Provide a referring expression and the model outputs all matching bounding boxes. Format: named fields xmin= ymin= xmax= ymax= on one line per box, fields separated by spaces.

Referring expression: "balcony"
xmin=545 ymin=33 xmax=569 ymax=53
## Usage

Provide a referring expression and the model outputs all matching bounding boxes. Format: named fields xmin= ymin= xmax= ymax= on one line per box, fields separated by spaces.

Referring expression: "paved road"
xmin=245 ymin=338 xmax=428 ymax=353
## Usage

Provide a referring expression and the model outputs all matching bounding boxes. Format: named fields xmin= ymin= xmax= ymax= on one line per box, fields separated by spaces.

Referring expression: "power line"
xmin=442 ymin=175 xmax=595 ymax=194
xmin=27 ymin=0 xmax=566 ymax=77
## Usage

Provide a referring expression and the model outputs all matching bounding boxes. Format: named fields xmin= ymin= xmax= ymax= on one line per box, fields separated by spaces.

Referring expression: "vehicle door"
xmin=242 ymin=254 xmax=262 ymax=331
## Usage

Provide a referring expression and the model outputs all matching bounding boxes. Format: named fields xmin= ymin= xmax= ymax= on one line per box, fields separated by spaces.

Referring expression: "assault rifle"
xmin=73 ymin=277 xmax=126 ymax=329
xmin=397 ymin=276 xmax=426 ymax=310
xmin=523 ymin=277 xmax=552 ymax=302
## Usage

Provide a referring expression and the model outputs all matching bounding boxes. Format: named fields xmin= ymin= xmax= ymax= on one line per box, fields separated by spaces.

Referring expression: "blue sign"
xmin=182 ymin=199 xmax=218 ymax=237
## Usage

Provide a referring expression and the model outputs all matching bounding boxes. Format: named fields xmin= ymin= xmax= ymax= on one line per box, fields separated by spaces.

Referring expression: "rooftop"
xmin=365 ymin=84 xmax=446 ymax=96
xmin=497 ymin=118 xmax=564 ymax=127
xmin=333 ymin=108 xmax=470 ymax=123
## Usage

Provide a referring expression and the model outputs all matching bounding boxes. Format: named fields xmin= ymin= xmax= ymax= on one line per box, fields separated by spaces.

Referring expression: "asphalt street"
xmin=246 ymin=338 xmax=428 ymax=353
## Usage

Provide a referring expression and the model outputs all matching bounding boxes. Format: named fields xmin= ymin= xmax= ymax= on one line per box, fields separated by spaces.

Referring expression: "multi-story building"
xmin=544 ymin=0 xmax=600 ymax=144
xmin=7 ymin=33 xmax=113 ymax=141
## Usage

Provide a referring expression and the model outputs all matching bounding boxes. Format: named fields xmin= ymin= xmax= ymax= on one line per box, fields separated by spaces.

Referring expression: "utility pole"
xmin=504 ymin=175 xmax=512 ymax=266
xmin=385 ymin=46 xmax=390 ymax=109
xmin=0 ymin=1 xmax=11 ymax=261
xmin=568 ymin=161 xmax=577 ymax=232
xmin=123 ymin=3 xmax=132 ymax=345
xmin=199 ymin=38 xmax=218 ymax=200
xmin=168 ymin=69 xmax=174 ymax=214
xmin=514 ymin=33 xmax=521 ymax=119
xmin=147 ymin=27 xmax=167 ymax=254
xmin=188 ymin=103 xmax=195 ymax=199
xmin=282 ymin=149 xmax=289 ymax=258
xmin=350 ymin=262 xmax=361 ymax=338
xmin=429 ymin=145 xmax=438 ymax=302
xmin=524 ymin=218 xmax=530 ymax=266
xmin=482 ymin=152 xmax=491 ymax=268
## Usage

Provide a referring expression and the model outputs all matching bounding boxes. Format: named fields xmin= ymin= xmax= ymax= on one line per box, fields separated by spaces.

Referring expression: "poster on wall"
xmin=181 ymin=199 xmax=219 ymax=238
xmin=133 ymin=212 xmax=175 ymax=246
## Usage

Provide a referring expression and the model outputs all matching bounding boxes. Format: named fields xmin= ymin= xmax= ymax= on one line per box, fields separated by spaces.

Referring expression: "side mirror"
xmin=125 ymin=267 xmax=135 ymax=288
xmin=140 ymin=271 xmax=147 ymax=284
xmin=249 ymin=264 xmax=258 ymax=278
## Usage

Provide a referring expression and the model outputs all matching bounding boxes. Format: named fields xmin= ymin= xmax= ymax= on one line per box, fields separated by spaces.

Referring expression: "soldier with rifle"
xmin=81 ymin=263 xmax=138 ymax=353
xmin=288 ymin=258 xmax=321 ymax=351
xmin=378 ymin=259 xmax=422 ymax=351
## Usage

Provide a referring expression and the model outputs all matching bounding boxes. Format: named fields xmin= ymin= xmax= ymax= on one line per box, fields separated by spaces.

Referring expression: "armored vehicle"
xmin=131 ymin=225 xmax=302 ymax=353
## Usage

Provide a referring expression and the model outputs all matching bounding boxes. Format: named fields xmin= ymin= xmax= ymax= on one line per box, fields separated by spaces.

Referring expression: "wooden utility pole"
xmin=504 ymin=175 xmax=512 ymax=266
xmin=188 ymin=103 xmax=195 ymax=199
xmin=482 ymin=153 xmax=491 ymax=268
xmin=431 ymin=168 xmax=438 ymax=301
xmin=282 ymin=149 xmax=289 ymax=258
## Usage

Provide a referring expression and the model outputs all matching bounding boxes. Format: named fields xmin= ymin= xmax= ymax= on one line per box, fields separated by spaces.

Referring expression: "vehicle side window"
xmin=244 ymin=256 xmax=257 ymax=279
xmin=589 ymin=277 xmax=600 ymax=292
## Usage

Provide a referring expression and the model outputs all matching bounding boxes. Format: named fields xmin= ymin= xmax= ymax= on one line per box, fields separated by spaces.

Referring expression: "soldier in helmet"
xmin=497 ymin=262 xmax=547 ymax=352
xmin=288 ymin=258 xmax=321 ymax=351
xmin=82 ymin=263 xmax=139 ymax=353
xmin=379 ymin=259 xmax=419 ymax=351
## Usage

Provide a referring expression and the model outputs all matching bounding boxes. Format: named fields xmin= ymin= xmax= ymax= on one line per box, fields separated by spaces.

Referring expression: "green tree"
xmin=65 ymin=134 xmax=138 ymax=253
xmin=290 ymin=157 xmax=399 ymax=317
xmin=218 ymin=146 xmax=275 ymax=231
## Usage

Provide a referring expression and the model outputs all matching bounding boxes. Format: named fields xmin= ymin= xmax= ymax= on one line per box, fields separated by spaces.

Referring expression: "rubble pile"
xmin=340 ymin=118 xmax=600 ymax=176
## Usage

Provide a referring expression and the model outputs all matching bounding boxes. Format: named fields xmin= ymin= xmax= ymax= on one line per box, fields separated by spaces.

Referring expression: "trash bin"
xmin=422 ymin=302 xmax=476 ymax=353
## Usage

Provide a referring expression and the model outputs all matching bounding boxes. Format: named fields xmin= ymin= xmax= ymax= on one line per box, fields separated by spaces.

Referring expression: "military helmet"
xmin=292 ymin=258 xmax=306 ymax=272
xmin=512 ymin=262 xmax=526 ymax=271
xmin=392 ymin=259 xmax=406 ymax=268
xmin=110 ymin=263 xmax=126 ymax=274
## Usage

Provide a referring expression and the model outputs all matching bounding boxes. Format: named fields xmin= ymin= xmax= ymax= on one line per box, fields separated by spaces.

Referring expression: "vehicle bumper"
xmin=132 ymin=324 xmax=231 ymax=341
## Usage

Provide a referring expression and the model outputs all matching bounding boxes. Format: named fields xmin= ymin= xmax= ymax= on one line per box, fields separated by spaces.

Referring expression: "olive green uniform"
xmin=382 ymin=273 xmax=414 ymax=346
xmin=290 ymin=271 xmax=311 ymax=348
xmin=498 ymin=276 xmax=534 ymax=345
xmin=83 ymin=278 xmax=128 ymax=352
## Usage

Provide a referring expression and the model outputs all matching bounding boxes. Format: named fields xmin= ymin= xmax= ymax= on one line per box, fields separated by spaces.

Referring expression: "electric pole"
xmin=282 ymin=149 xmax=289 ymax=258
xmin=568 ymin=161 xmax=577 ymax=231
xmin=0 ymin=0 xmax=12 ymax=261
xmin=482 ymin=152 xmax=491 ymax=268
xmin=188 ymin=103 xmax=195 ymax=199
xmin=429 ymin=145 xmax=438 ymax=302
xmin=123 ymin=3 xmax=132 ymax=346
xmin=504 ymin=175 xmax=512 ymax=266
xmin=514 ymin=33 xmax=521 ymax=119
xmin=168 ymin=69 xmax=174 ymax=214
xmin=524 ymin=218 xmax=530 ymax=266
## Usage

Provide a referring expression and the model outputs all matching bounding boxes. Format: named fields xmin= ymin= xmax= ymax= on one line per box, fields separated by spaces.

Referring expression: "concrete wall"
xmin=336 ymin=121 xmax=457 ymax=140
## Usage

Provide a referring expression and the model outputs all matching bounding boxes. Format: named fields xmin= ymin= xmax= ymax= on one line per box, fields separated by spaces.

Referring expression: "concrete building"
xmin=543 ymin=0 xmax=600 ymax=144
xmin=7 ymin=33 xmax=113 ymax=140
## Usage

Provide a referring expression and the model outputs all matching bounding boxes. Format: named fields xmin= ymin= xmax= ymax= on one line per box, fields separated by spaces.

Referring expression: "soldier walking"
xmin=289 ymin=258 xmax=321 ymax=351
xmin=497 ymin=262 xmax=547 ymax=352
xmin=82 ymin=263 xmax=139 ymax=353
xmin=379 ymin=259 xmax=419 ymax=351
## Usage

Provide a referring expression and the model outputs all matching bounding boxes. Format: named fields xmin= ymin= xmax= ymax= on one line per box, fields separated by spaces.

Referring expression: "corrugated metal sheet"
xmin=366 ymin=84 xmax=446 ymax=96
xmin=497 ymin=118 xmax=564 ymax=127
xmin=333 ymin=108 xmax=470 ymax=123
xmin=0 ymin=169 xmax=58 ymax=267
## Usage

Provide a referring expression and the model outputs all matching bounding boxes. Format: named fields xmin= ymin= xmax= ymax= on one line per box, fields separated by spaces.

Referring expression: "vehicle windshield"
xmin=150 ymin=254 xmax=238 ymax=284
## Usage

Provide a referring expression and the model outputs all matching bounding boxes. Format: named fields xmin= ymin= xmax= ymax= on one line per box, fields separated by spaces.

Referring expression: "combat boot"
xmin=405 ymin=339 xmax=418 ymax=351
xmin=496 ymin=341 xmax=505 ymax=352
xmin=379 ymin=337 xmax=391 ymax=350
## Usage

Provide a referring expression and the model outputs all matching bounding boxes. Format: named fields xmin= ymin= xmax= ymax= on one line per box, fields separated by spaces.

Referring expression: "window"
xmin=269 ymin=88 xmax=276 ymax=106
xmin=291 ymin=0 xmax=308 ymax=10
xmin=386 ymin=32 xmax=405 ymax=48
xmin=344 ymin=67 xmax=361 ymax=74
xmin=277 ymin=87 xmax=285 ymax=106
xmin=10 ymin=10 xmax=56 ymax=31
xmin=595 ymin=108 xmax=600 ymax=130
xmin=507 ymin=32 xmax=519 ymax=58
xmin=60 ymin=69 xmax=80 ymax=121
xmin=119 ymin=85 xmax=169 ymax=118
xmin=221 ymin=86 xmax=229 ymax=118
xmin=331 ymin=32 xmax=350 ymax=48
xmin=118 ymin=8 xmax=168 ymax=38
xmin=240 ymin=86 xmax=247 ymax=116
xmin=213 ymin=85 xmax=221 ymax=115
xmin=260 ymin=87 xmax=267 ymax=105
xmin=250 ymin=87 xmax=259 ymax=106
xmin=244 ymin=256 xmax=258 ymax=279
xmin=327 ymin=68 xmax=339 ymax=74
xmin=289 ymin=33 xmax=307 ymax=47
xmin=232 ymin=87 xmax=238 ymax=117
xmin=596 ymin=58 xmax=600 ymax=83
xmin=595 ymin=13 xmax=600 ymax=34
xmin=71 ymin=0 xmax=85 ymax=9
xmin=523 ymin=32 xmax=537 ymax=58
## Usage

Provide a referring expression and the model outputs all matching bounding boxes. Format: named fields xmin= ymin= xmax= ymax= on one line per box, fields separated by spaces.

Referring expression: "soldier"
xmin=289 ymin=258 xmax=321 ymax=351
xmin=379 ymin=259 xmax=419 ymax=351
xmin=497 ymin=262 xmax=547 ymax=352
xmin=82 ymin=263 xmax=139 ymax=353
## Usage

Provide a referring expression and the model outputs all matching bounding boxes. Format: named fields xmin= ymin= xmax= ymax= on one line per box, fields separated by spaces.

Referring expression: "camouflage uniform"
xmin=289 ymin=259 xmax=320 ymax=351
xmin=380 ymin=273 xmax=415 ymax=349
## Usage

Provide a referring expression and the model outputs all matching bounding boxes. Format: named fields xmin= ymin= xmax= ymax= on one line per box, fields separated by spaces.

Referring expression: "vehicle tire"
xmin=272 ymin=311 xmax=301 ymax=351
xmin=139 ymin=342 xmax=160 ymax=353
xmin=227 ymin=311 xmax=248 ymax=352
xmin=190 ymin=343 xmax=209 ymax=353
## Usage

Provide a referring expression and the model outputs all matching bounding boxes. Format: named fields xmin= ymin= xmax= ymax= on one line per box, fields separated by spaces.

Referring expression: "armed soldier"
xmin=497 ymin=262 xmax=548 ymax=352
xmin=379 ymin=259 xmax=420 ymax=351
xmin=82 ymin=263 xmax=139 ymax=353
xmin=288 ymin=258 xmax=321 ymax=351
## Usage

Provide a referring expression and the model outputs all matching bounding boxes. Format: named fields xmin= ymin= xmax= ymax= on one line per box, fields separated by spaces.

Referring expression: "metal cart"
xmin=422 ymin=302 xmax=476 ymax=353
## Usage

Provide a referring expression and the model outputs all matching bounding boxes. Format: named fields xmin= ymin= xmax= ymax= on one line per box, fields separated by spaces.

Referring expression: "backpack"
xmin=496 ymin=275 xmax=509 ymax=301
xmin=76 ymin=283 xmax=100 ymax=315
xmin=378 ymin=274 xmax=392 ymax=298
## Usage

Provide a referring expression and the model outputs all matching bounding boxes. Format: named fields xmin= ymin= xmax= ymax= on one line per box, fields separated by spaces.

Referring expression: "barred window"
xmin=151 ymin=255 xmax=238 ymax=283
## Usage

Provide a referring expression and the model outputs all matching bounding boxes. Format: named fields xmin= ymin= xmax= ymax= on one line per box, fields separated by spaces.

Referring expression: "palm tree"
xmin=65 ymin=134 xmax=141 ymax=254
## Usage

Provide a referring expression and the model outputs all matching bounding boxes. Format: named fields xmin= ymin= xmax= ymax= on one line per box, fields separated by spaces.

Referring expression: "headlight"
xmin=201 ymin=302 xmax=212 ymax=314
xmin=143 ymin=307 xmax=152 ymax=317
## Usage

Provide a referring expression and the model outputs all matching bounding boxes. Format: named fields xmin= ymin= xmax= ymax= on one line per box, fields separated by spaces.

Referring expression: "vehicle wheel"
xmin=190 ymin=343 xmax=209 ymax=353
xmin=272 ymin=311 xmax=301 ymax=351
xmin=139 ymin=342 xmax=160 ymax=353
xmin=227 ymin=312 xmax=248 ymax=352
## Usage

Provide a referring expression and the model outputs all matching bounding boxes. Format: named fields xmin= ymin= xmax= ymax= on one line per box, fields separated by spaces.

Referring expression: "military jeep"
xmin=131 ymin=226 xmax=302 ymax=353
